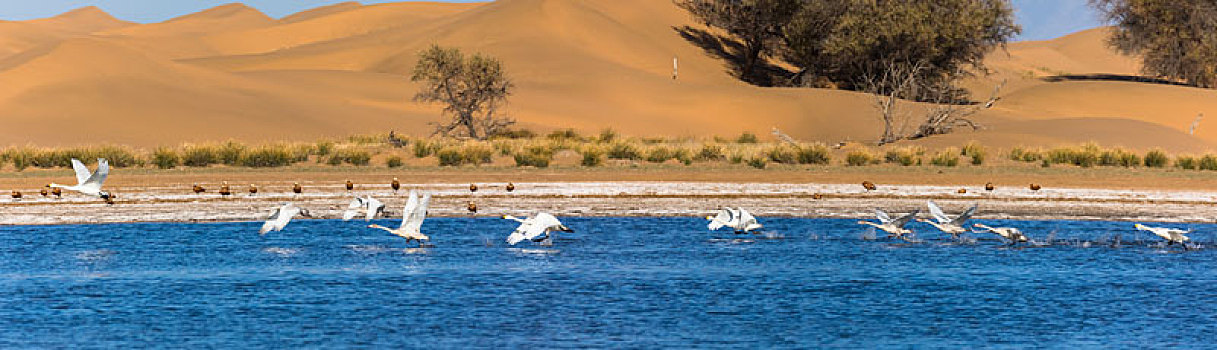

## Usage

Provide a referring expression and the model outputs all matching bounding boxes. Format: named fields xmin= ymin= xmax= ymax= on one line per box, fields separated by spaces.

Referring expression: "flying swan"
xmin=919 ymin=201 xmax=978 ymax=239
xmin=504 ymin=213 xmax=574 ymax=246
xmin=49 ymin=158 xmax=112 ymax=200
xmin=857 ymin=208 xmax=920 ymax=242
xmin=343 ymin=196 xmax=386 ymax=221
xmin=260 ymin=203 xmax=312 ymax=235
xmin=706 ymin=207 xmax=763 ymax=233
xmin=972 ymin=223 xmax=1028 ymax=245
xmin=369 ymin=190 xmax=432 ymax=246
xmin=1134 ymin=223 xmax=1191 ymax=247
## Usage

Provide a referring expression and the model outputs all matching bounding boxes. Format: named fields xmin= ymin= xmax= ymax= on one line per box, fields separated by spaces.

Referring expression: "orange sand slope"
xmin=0 ymin=0 xmax=1213 ymax=151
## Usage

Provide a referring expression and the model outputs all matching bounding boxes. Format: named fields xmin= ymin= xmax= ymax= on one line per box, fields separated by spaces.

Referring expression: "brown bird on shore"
xmin=11 ymin=190 xmax=22 ymax=200
xmin=249 ymin=184 xmax=258 ymax=196
xmin=957 ymin=189 xmax=967 ymax=194
xmin=193 ymin=183 xmax=206 ymax=195
xmin=469 ymin=183 xmax=479 ymax=192
xmin=51 ymin=186 xmax=62 ymax=199
xmin=104 ymin=194 xmax=115 ymax=205
xmin=40 ymin=187 xmax=49 ymax=197
xmin=219 ymin=181 xmax=232 ymax=198
xmin=391 ymin=178 xmax=401 ymax=193
xmin=812 ymin=193 xmax=824 ymax=200
xmin=293 ymin=182 xmax=303 ymax=195
xmin=345 ymin=180 xmax=354 ymax=192
xmin=985 ymin=182 xmax=995 ymax=192
xmin=1030 ymin=183 xmax=1042 ymax=191
xmin=467 ymin=201 xmax=478 ymax=213
xmin=506 ymin=182 xmax=515 ymax=192
xmin=862 ymin=181 xmax=877 ymax=192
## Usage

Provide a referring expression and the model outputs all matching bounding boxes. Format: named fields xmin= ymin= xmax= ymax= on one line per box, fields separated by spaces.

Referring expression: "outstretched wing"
xmin=707 ymin=208 xmax=732 ymax=230
xmin=70 ymin=159 xmax=91 ymax=185
xmin=260 ymin=207 xmax=283 ymax=234
xmin=927 ymin=201 xmax=949 ymax=223
xmin=404 ymin=193 xmax=430 ymax=233
xmin=399 ymin=190 xmax=419 ymax=229
xmin=951 ymin=204 xmax=978 ymax=226
xmin=365 ymin=197 xmax=384 ymax=221
xmin=893 ymin=209 xmax=920 ymax=228
xmin=342 ymin=197 xmax=365 ymax=221
xmin=506 ymin=216 xmax=551 ymax=245
xmin=874 ymin=208 xmax=892 ymax=223
xmin=83 ymin=158 xmax=109 ymax=189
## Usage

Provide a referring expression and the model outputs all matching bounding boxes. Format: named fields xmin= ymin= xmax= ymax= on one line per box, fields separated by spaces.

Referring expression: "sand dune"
xmin=0 ymin=0 xmax=1211 ymax=152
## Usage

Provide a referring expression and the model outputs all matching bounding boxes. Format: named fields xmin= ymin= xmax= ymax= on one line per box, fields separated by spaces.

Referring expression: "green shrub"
xmin=729 ymin=153 xmax=746 ymax=164
xmin=1200 ymin=155 xmax=1217 ymax=171
xmin=580 ymin=147 xmax=604 ymax=167
xmin=607 ymin=142 xmax=642 ymax=160
xmin=1009 ymin=147 xmax=1041 ymax=162
xmin=598 ymin=129 xmax=618 ymax=143
xmin=314 ymin=141 xmax=335 ymax=157
xmin=1144 ymin=149 xmax=1169 ymax=168
xmin=547 ymin=129 xmax=581 ymax=141
xmin=514 ymin=146 xmax=554 ymax=168
xmin=386 ymin=155 xmax=404 ymax=168
xmin=736 ymin=132 xmax=759 ymax=144
xmin=745 ymin=156 xmax=767 ymax=169
xmin=765 ymin=145 xmax=798 ymax=164
xmin=492 ymin=128 xmax=537 ymax=139
xmin=238 ymin=146 xmax=294 ymax=167
xmin=930 ymin=148 xmax=960 ymax=167
xmin=4 ymin=147 xmax=34 ymax=171
xmin=460 ymin=143 xmax=495 ymax=165
xmin=1175 ymin=155 xmax=1198 ymax=170
xmin=796 ymin=144 xmax=831 ymax=165
xmin=436 ymin=147 xmax=464 ymax=166
xmin=962 ymin=142 xmax=986 ymax=165
xmin=695 ymin=144 xmax=726 ymax=161
xmin=674 ymin=148 xmax=694 ymax=165
xmin=645 ymin=146 xmax=674 ymax=163
xmin=847 ymin=150 xmax=878 ymax=166
xmin=182 ymin=145 xmax=219 ymax=167
xmin=884 ymin=147 xmax=922 ymax=166
xmin=492 ymin=140 xmax=517 ymax=156
xmin=152 ymin=147 xmax=180 ymax=169
xmin=217 ymin=141 xmax=246 ymax=165
xmin=413 ymin=139 xmax=441 ymax=158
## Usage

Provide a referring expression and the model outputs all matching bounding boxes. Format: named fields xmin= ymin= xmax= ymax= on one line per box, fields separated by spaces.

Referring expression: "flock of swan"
xmin=36 ymin=158 xmax=1203 ymax=250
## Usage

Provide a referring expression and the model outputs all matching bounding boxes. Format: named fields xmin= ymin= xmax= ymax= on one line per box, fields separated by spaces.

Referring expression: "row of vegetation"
xmin=2 ymin=131 xmax=1214 ymax=172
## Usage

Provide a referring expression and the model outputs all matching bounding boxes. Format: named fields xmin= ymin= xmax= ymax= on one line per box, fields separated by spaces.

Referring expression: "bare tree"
xmin=859 ymin=59 xmax=927 ymax=145
xmin=411 ymin=45 xmax=514 ymax=140
xmin=908 ymin=78 xmax=1004 ymax=140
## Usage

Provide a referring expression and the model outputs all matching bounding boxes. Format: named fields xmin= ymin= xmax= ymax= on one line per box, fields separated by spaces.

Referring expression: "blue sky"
xmin=1 ymin=0 xmax=1102 ymax=41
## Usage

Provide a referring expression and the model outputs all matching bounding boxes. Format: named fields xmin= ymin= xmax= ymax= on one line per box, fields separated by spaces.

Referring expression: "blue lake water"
xmin=1 ymin=217 xmax=1215 ymax=348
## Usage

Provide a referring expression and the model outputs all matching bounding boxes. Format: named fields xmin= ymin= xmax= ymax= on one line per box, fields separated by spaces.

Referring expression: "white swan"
xmin=919 ymin=201 xmax=978 ymax=238
xmin=857 ymin=209 xmax=919 ymax=241
xmin=259 ymin=203 xmax=312 ymax=235
xmin=504 ymin=213 xmax=573 ymax=246
xmin=369 ymin=190 xmax=432 ymax=246
xmin=343 ymin=196 xmax=386 ymax=221
xmin=972 ymin=224 xmax=1028 ymax=244
xmin=48 ymin=158 xmax=112 ymax=200
xmin=1134 ymin=223 xmax=1191 ymax=246
xmin=706 ymin=207 xmax=763 ymax=233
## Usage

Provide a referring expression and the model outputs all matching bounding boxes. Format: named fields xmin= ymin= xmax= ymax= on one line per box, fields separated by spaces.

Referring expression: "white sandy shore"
xmin=1 ymin=182 xmax=1215 ymax=225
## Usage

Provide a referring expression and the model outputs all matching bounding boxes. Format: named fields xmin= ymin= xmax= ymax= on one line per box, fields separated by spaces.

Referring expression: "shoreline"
xmin=3 ymin=181 xmax=1215 ymax=226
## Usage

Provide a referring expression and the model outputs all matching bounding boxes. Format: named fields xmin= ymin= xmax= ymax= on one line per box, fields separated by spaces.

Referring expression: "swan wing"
xmin=400 ymin=190 xmax=419 ymax=229
xmin=738 ymin=209 xmax=760 ymax=230
xmin=874 ymin=208 xmax=892 ymax=223
xmin=507 ymin=215 xmax=551 ymax=245
xmin=927 ymin=201 xmax=949 ymax=223
xmin=404 ymin=193 xmax=430 ymax=233
xmin=951 ymin=204 xmax=978 ymax=225
xmin=83 ymin=158 xmax=109 ymax=188
xmin=260 ymin=206 xmax=284 ymax=234
xmin=342 ymin=197 xmax=364 ymax=221
xmin=707 ymin=208 xmax=731 ymax=230
xmin=70 ymin=159 xmax=91 ymax=185
xmin=365 ymin=197 xmax=384 ymax=221
xmin=893 ymin=209 xmax=920 ymax=228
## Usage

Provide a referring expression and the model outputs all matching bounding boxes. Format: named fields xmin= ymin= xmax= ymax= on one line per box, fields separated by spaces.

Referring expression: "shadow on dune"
xmin=1042 ymin=74 xmax=1193 ymax=87
xmin=673 ymin=25 xmax=794 ymax=87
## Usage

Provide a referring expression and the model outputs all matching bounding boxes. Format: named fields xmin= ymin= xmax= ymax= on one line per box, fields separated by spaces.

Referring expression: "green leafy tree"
xmin=675 ymin=0 xmax=803 ymax=83
xmin=411 ymin=45 xmax=514 ymax=140
xmin=1091 ymin=0 xmax=1217 ymax=88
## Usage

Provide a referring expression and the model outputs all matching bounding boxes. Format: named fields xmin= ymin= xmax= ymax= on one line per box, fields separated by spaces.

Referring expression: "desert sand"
xmin=0 ymin=0 xmax=1213 ymax=152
